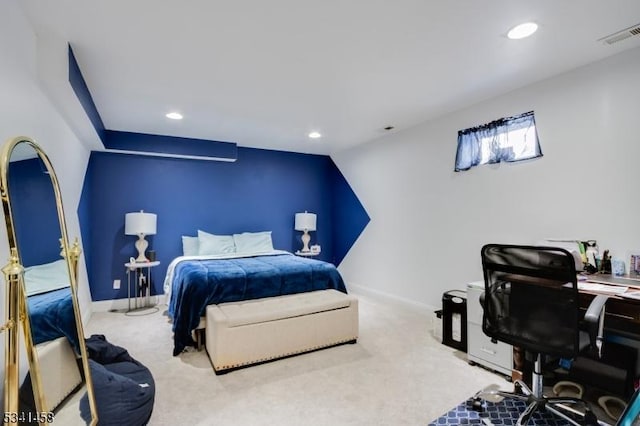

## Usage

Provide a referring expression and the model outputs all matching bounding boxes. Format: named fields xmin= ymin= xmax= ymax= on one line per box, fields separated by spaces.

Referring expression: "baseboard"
xmin=92 ymin=286 xmax=438 ymax=315
xmin=92 ymin=295 xmax=163 ymax=313
xmin=347 ymin=282 xmax=438 ymax=313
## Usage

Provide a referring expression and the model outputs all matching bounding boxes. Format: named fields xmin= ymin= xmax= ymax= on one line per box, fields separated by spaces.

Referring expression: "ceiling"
xmin=18 ymin=1 xmax=640 ymax=155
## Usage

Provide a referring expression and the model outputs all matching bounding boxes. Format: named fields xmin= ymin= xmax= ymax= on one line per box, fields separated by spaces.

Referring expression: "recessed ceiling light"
xmin=308 ymin=131 xmax=322 ymax=139
xmin=166 ymin=112 xmax=183 ymax=120
xmin=507 ymin=22 xmax=538 ymax=40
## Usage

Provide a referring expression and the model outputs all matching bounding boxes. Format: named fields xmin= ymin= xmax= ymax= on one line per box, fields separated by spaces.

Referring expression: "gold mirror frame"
xmin=0 ymin=136 xmax=97 ymax=424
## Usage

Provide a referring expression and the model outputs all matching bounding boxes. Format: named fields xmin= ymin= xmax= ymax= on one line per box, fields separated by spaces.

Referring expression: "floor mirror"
xmin=1 ymin=136 xmax=97 ymax=425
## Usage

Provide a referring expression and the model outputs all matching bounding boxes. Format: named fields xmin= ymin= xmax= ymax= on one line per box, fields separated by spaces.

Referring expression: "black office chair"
xmin=480 ymin=244 xmax=609 ymax=426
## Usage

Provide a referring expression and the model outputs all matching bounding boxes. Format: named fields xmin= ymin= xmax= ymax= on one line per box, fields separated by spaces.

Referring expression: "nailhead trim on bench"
xmin=214 ymin=337 xmax=358 ymax=373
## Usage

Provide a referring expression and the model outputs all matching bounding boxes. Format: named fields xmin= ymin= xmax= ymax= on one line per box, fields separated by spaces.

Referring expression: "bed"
xmin=164 ymin=249 xmax=347 ymax=355
xmin=28 ymin=288 xmax=78 ymax=349
xmin=24 ymin=259 xmax=79 ymax=350
xmin=21 ymin=260 xmax=83 ymax=411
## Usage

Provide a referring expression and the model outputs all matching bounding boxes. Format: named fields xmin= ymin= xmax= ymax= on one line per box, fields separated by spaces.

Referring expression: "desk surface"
xmin=585 ymin=274 xmax=640 ymax=289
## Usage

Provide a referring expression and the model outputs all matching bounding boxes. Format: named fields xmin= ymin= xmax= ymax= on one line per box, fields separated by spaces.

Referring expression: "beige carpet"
xmin=85 ymin=291 xmax=504 ymax=425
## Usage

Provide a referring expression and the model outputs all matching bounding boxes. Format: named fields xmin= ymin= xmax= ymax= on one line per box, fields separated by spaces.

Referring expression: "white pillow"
xmin=23 ymin=259 xmax=70 ymax=296
xmin=182 ymin=235 xmax=199 ymax=256
xmin=233 ymin=231 xmax=274 ymax=254
xmin=197 ymin=230 xmax=236 ymax=255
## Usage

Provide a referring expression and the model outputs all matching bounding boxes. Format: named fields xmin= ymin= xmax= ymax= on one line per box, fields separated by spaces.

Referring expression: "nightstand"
xmin=125 ymin=261 xmax=160 ymax=311
xmin=295 ymin=251 xmax=319 ymax=257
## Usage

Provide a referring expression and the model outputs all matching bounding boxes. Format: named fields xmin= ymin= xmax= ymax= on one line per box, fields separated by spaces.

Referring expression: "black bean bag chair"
xmin=80 ymin=335 xmax=155 ymax=425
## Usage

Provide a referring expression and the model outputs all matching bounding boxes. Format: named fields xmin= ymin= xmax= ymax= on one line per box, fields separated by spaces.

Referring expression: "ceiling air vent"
xmin=598 ymin=23 xmax=640 ymax=45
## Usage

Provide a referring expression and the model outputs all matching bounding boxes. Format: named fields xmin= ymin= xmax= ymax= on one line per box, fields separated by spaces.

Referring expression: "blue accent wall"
xmin=79 ymin=146 xmax=368 ymax=301
xmin=78 ymin=159 xmax=93 ymax=280
xmin=331 ymin=167 xmax=370 ymax=262
xmin=8 ymin=158 xmax=60 ymax=267
xmin=68 ymin=44 xmax=106 ymax=144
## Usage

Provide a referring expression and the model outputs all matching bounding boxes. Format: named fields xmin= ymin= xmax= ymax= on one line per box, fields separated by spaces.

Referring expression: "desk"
xmin=494 ymin=273 xmax=640 ymax=338
xmin=581 ymin=274 xmax=640 ymax=340
xmin=571 ymin=276 xmax=639 ymax=398
xmin=469 ymin=275 xmax=640 ymax=384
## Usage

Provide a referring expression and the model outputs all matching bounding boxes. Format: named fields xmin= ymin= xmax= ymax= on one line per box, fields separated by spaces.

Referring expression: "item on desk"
xmin=583 ymin=240 xmax=599 ymax=272
xmin=310 ymin=244 xmax=321 ymax=254
xmin=538 ymin=239 xmax=584 ymax=271
xmin=612 ymin=258 xmax=625 ymax=277
xmin=577 ymin=241 xmax=587 ymax=264
xmin=584 ymin=240 xmax=598 ymax=260
xmin=630 ymin=253 xmax=640 ymax=278
xmin=620 ymin=290 xmax=640 ymax=300
xmin=576 ymin=282 xmax=628 ymax=295
xmin=600 ymin=250 xmax=612 ymax=274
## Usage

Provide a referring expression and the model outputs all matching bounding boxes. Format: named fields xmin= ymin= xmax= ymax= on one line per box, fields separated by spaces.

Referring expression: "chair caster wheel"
xmin=470 ymin=397 xmax=484 ymax=412
xmin=583 ymin=409 xmax=599 ymax=426
xmin=514 ymin=382 xmax=524 ymax=394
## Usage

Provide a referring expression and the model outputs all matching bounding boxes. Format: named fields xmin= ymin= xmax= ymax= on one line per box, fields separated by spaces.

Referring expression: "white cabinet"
xmin=466 ymin=281 xmax=513 ymax=377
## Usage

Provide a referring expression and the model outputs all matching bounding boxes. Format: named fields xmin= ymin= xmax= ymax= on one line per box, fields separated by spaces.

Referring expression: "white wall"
xmin=0 ymin=0 xmax=94 ymax=389
xmin=334 ymin=46 xmax=640 ymax=311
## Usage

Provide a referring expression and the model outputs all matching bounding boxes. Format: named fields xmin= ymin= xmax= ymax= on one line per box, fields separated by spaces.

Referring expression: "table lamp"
xmin=125 ymin=210 xmax=157 ymax=262
xmin=294 ymin=211 xmax=316 ymax=253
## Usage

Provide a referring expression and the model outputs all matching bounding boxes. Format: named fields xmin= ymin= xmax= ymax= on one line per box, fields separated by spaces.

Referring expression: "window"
xmin=454 ymin=111 xmax=542 ymax=172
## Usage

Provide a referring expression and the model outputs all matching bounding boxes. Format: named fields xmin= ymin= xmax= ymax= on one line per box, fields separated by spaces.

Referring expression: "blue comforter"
xmin=168 ymin=253 xmax=347 ymax=355
xmin=28 ymin=288 xmax=79 ymax=351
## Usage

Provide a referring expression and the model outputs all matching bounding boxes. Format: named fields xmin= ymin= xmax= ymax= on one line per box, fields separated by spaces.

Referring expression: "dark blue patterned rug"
xmin=429 ymin=397 xmax=575 ymax=425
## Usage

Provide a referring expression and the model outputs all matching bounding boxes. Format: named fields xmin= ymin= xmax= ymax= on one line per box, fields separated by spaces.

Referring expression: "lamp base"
xmin=301 ymin=231 xmax=311 ymax=253
xmin=135 ymin=234 xmax=149 ymax=262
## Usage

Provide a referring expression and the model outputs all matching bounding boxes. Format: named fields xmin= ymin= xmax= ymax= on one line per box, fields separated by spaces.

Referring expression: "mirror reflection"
xmin=3 ymin=140 xmax=96 ymax=424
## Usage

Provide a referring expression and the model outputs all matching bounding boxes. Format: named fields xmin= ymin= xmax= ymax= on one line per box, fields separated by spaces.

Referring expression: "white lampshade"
xmin=125 ymin=211 xmax=157 ymax=236
xmin=294 ymin=212 xmax=316 ymax=232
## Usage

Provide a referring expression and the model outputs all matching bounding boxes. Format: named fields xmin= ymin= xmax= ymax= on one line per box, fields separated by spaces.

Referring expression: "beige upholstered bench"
xmin=205 ymin=289 xmax=358 ymax=374
xmin=37 ymin=337 xmax=82 ymax=410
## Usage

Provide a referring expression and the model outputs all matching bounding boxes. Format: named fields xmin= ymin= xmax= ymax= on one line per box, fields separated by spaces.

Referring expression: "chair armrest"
xmin=584 ymin=294 xmax=608 ymax=323
xmin=584 ymin=294 xmax=609 ymax=358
